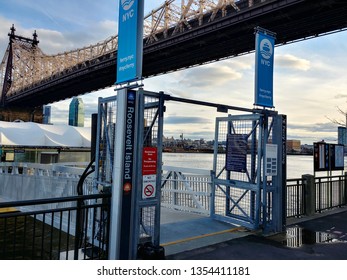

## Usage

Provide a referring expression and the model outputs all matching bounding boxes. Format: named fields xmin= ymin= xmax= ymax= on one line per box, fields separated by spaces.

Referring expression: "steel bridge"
xmin=0 ymin=0 xmax=346 ymax=109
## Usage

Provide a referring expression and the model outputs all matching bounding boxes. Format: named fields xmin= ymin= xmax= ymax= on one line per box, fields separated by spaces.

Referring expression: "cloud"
xmin=178 ymin=64 xmax=242 ymax=89
xmin=289 ymin=122 xmax=338 ymax=133
xmin=0 ymin=19 xmax=118 ymax=56
xmin=164 ymin=116 xmax=211 ymax=125
xmin=334 ymin=94 xmax=347 ymax=99
xmin=0 ymin=16 xmax=15 ymax=54
xmin=35 ymin=28 xmax=74 ymax=54
xmin=276 ymin=54 xmax=311 ymax=71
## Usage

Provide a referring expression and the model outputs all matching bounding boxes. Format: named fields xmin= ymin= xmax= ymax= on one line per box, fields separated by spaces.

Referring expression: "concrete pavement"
xmin=162 ymin=207 xmax=347 ymax=260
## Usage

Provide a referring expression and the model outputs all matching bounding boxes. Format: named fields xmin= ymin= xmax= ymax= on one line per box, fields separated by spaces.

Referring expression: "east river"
xmin=162 ymin=153 xmax=347 ymax=179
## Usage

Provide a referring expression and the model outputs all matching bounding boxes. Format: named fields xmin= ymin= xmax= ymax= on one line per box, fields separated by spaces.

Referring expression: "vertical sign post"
xmin=109 ymin=0 xmax=145 ymax=259
xmin=109 ymin=89 xmax=138 ymax=260
xmin=271 ymin=114 xmax=287 ymax=232
xmin=116 ymin=0 xmax=144 ymax=84
xmin=118 ymin=90 xmax=137 ymax=259
xmin=254 ymin=27 xmax=276 ymax=108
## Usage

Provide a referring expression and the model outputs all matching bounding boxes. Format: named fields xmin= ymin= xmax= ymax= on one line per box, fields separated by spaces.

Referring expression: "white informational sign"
xmin=334 ymin=144 xmax=344 ymax=168
xmin=142 ymin=174 xmax=156 ymax=199
xmin=265 ymin=144 xmax=278 ymax=176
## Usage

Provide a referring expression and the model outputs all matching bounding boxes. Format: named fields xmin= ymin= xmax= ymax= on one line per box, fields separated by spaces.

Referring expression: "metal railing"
xmin=286 ymin=178 xmax=305 ymax=218
xmin=161 ymin=166 xmax=212 ymax=215
xmin=316 ymin=175 xmax=347 ymax=212
xmin=1 ymin=162 xmax=346 ymax=220
xmin=1 ymin=162 xmax=347 ymax=260
xmin=0 ymin=162 xmax=94 ymax=202
xmin=0 ymin=193 xmax=110 ymax=260
xmin=161 ymin=166 xmax=347 ymax=219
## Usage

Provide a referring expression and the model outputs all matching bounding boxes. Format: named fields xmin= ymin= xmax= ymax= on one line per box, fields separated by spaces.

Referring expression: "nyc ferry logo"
xmin=122 ymin=0 xmax=135 ymax=22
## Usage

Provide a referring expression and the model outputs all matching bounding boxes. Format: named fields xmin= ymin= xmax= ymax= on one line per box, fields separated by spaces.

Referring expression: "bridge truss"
xmin=0 ymin=0 xmax=346 ymax=107
xmin=0 ymin=0 xmax=246 ymax=105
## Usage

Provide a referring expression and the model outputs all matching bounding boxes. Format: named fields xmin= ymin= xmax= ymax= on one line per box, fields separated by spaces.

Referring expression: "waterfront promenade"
xmin=165 ymin=207 xmax=347 ymax=260
xmin=1 ymin=161 xmax=347 ymax=260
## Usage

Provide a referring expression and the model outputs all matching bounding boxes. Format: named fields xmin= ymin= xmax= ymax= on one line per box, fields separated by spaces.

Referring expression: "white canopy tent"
xmin=0 ymin=121 xmax=91 ymax=147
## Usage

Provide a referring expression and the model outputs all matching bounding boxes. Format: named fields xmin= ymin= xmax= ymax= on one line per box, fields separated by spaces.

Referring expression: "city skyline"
xmin=0 ymin=1 xmax=346 ymax=144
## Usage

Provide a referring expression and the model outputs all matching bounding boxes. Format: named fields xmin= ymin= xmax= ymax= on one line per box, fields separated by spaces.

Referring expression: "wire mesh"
xmin=213 ymin=114 xmax=279 ymax=228
xmin=95 ymin=97 xmax=117 ymax=189
xmin=139 ymin=206 xmax=156 ymax=241
xmin=214 ymin=116 xmax=261 ymax=224
xmin=143 ymin=95 xmax=160 ymax=148
xmin=136 ymin=94 xmax=161 ymax=246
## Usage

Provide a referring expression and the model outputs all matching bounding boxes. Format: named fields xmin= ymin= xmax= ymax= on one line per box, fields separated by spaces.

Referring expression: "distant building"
xmin=338 ymin=126 xmax=347 ymax=146
xmin=287 ymin=140 xmax=301 ymax=153
xmin=68 ymin=97 xmax=84 ymax=127
xmin=42 ymin=105 xmax=51 ymax=124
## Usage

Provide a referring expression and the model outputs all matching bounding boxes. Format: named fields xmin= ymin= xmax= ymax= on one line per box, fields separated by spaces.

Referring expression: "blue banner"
xmin=116 ymin=0 xmax=144 ymax=85
xmin=254 ymin=31 xmax=275 ymax=108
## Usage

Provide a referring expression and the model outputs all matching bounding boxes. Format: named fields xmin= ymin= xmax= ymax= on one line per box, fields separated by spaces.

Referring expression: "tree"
xmin=326 ymin=106 xmax=347 ymax=126
xmin=326 ymin=106 xmax=347 ymax=144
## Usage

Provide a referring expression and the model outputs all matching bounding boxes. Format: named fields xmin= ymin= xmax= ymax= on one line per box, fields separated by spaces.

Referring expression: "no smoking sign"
xmin=142 ymin=174 xmax=156 ymax=199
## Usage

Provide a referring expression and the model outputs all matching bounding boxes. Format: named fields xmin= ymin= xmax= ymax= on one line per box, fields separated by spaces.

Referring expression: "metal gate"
xmin=94 ymin=96 xmax=117 ymax=192
xmin=212 ymin=112 xmax=286 ymax=232
xmin=131 ymin=89 xmax=164 ymax=258
xmin=94 ymin=89 xmax=164 ymax=259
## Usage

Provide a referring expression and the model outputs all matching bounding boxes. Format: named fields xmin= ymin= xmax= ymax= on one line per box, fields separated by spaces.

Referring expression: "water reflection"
xmin=284 ymin=226 xmax=346 ymax=248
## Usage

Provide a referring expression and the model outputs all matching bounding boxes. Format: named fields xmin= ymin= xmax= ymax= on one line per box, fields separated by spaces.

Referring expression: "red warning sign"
xmin=142 ymin=147 xmax=157 ymax=175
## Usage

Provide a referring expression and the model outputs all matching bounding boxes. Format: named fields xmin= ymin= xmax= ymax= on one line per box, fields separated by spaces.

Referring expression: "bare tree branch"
xmin=326 ymin=106 xmax=347 ymax=127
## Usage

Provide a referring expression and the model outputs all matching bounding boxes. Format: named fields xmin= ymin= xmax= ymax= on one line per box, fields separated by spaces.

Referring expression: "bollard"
xmin=302 ymin=174 xmax=315 ymax=216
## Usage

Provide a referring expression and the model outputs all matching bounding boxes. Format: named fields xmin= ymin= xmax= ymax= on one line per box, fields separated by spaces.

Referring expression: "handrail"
xmin=0 ymin=193 xmax=110 ymax=209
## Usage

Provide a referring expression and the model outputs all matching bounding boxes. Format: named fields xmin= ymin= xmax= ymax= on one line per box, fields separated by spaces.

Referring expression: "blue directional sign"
xmin=116 ymin=0 xmax=144 ymax=85
xmin=254 ymin=28 xmax=276 ymax=108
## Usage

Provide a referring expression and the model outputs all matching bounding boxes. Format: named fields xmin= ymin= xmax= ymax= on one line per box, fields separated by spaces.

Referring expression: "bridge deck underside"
xmin=5 ymin=0 xmax=347 ymax=107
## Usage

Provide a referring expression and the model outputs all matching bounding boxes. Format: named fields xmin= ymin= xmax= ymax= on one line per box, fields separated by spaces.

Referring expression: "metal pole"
xmin=262 ymin=114 xmax=269 ymax=229
xmin=108 ymin=89 xmax=127 ymax=260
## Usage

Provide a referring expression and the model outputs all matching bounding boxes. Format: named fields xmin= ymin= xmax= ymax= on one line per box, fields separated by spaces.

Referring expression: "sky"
xmin=0 ymin=0 xmax=347 ymax=144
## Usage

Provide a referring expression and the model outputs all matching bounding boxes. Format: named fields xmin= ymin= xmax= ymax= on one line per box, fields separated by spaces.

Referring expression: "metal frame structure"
xmin=212 ymin=112 xmax=286 ymax=232
xmin=94 ymin=95 xmax=118 ymax=192
xmin=212 ymin=113 xmax=263 ymax=229
xmin=0 ymin=0 xmax=259 ymax=103
xmin=131 ymin=89 xmax=165 ymax=258
xmin=1 ymin=1 xmax=346 ymax=107
xmin=94 ymin=89 xmax=164 ymax=259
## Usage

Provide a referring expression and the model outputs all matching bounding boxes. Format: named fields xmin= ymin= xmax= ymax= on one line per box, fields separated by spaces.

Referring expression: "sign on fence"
xmin=313 ymin=142 xmax=344 ymax=172
xmin=225 ymin=134 xmax=247 ymax=173
xmin=142 ymin=147 xmax=157 ymax=199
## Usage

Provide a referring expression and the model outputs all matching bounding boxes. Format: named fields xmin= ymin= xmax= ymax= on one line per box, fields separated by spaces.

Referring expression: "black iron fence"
xmin=316 ymin=175 xmax=347 ymax=212
xmin=1 ymin=172 xmax=347 ymax=260
xmin=286 ymin=174 xmax=347 ymax=218
xmin=286 ymin=178 xmax=305 ymax=218
xmin=0 ymin=193 xmax=111 ymax=260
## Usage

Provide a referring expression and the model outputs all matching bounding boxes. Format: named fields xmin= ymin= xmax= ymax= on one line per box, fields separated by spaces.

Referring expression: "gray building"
xmin=42 ymin=105 xmax=51 ymax=124
xmin=68 ymin=97 xmax=84 ymax=127
xmin=338 ymin=126 xmax=346 ymax=146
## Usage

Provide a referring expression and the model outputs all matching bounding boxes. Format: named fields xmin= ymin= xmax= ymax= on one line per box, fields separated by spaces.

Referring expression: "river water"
xmin=162 ymin=153 xmax=346 ymax=179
